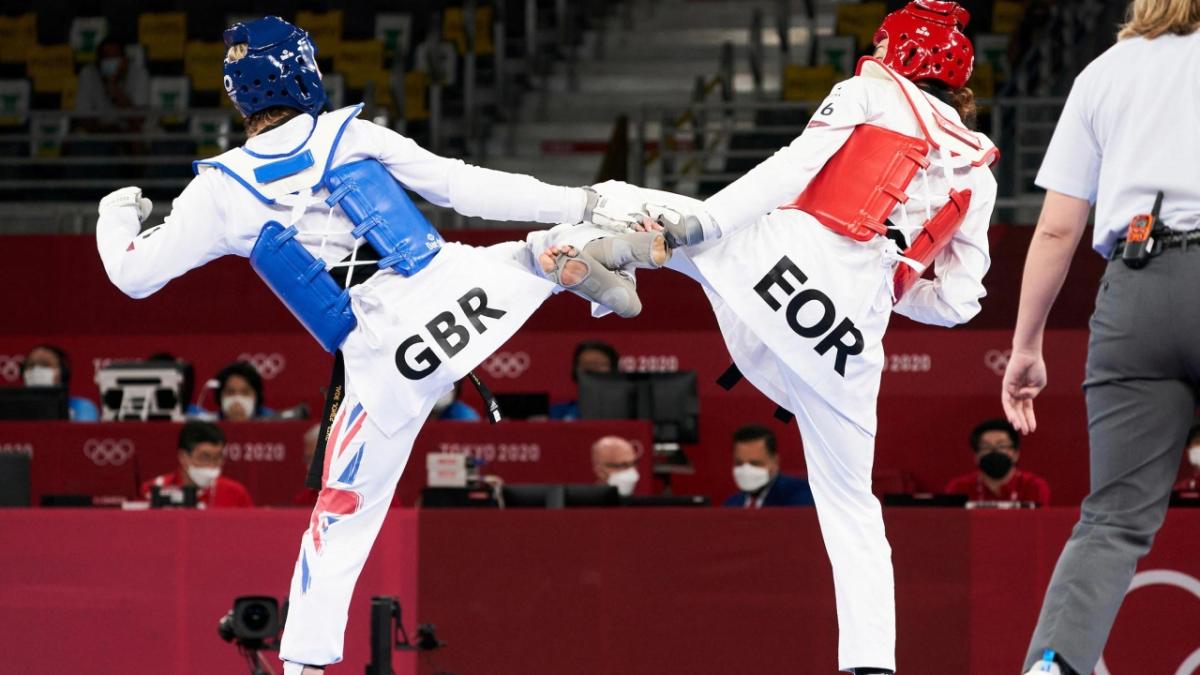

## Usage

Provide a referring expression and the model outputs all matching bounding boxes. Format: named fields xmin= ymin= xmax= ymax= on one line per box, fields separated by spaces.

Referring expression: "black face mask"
xmin=979 ymin=451 xmax=1014 ymax=480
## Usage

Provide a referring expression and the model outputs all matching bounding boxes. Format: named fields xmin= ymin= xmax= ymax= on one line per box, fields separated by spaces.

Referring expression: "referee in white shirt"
xmin=1001 ymin=2 xmax=1200 ymax=674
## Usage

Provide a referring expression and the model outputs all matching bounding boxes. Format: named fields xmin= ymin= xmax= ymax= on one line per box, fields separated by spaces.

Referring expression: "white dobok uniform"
xmin=95 ymin=106 xmax=607 ymax=669
xmin=614 ymin=60 xmax=998 ymax=671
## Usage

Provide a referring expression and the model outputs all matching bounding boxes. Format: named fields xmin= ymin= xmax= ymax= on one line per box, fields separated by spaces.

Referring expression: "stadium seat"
xmin=296 ymin=10 xmax=344 ymax=60
xmin=0 ymin=13 xmax=36 ymax=65
xmin=26 ymin=45 xmax=75 ymax=96
xmin=0 ymin=79 xmax=32 ymax=127
xmin=835 ymin=2 xmax=886 ymax=51
xmin=375 ymin=13 xmax=414 ymax=65
xmin=69 ymin=17 xmax=109 ymax=64
xmin=139 ymin=12 xmax=188 ymax=62
xmin=814 ymin=35 xmax=856 ymax=76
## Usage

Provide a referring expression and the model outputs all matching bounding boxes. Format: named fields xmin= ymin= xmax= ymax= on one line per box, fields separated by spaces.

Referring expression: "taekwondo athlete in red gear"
xmin=94 ymin=16 xmax=651 ymax=675
xmin=611 ymin=2 xmax=998 ymax=671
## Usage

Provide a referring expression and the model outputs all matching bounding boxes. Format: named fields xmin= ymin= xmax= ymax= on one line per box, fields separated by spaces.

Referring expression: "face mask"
xmin=606 ymin=467 xmax=639 ymax=497
xmin=1188 ymin=446 xmax=1200 ymax=469
xmin=99 ymin=57 xmax=121 ymax=78
xmin=23 ymin=365 xmax=57 ymax=387
xmin=221 ymin=394 xmax=256 ymax=419
xmin=734 ymin=464 xmax=771 ymax=493
xmin=979 ymin=451 xmax=1014 ymax=480
xmin=187 ymin=465 xmax=221 ymax=489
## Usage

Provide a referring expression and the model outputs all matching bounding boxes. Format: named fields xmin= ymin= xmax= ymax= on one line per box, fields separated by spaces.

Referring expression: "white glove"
xmin=581 ymin=187 xmax=649 ymax=234
xmin=99 ymin=186 xmax=153 ymax=223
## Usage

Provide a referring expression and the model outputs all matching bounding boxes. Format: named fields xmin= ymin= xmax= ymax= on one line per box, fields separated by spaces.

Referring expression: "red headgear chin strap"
xmin=873 ymin=0 xmax=974 ymax=89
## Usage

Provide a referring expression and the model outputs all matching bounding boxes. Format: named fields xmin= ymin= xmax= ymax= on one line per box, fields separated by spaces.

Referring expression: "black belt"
xmin=1111 ymin=229 xmax=1200 ymax=260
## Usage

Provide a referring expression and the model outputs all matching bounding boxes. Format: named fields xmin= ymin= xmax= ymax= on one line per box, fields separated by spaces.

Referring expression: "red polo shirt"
xmin=141 ymin=471 xmax=254 ymax=508
xmin=944 ymin=469 xmax=1051 ymax=506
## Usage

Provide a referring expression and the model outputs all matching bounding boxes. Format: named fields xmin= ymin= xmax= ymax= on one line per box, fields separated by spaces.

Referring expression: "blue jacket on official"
xmin=723 ymin=473 xmax=815 ymax=508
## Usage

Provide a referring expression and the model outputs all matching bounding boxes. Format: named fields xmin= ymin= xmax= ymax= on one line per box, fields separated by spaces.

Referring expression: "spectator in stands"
xmin=591 ymin=435 xmax=640 ymax=497
xmin=214 ymin=361 xmax=271 ymax=421
xmin=1173 ymin=421 xmax=1200 ymax=493
xmin=549 ymin=340 xmax=620 ymax=420
xmin=74 ymin=37 xmax=149 ymax=131
xmin=292 ymin=424 xmax=321 ymax=507
xmin=428 ymin=380 xmax=481 ymax=422
xmin=723 ymin=425 xmax=814 ymax=508
xmin=141 ymin=421 xmax=253 ymax=508
xmin=21 ymin=344 xmax=98 ymax=422
xmin=945 ymin=418 xmax=1051 ymax=506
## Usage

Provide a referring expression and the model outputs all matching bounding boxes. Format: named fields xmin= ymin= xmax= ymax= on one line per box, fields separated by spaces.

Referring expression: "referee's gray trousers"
xmin=1023 ymin=245 xmax=1199 ymax=673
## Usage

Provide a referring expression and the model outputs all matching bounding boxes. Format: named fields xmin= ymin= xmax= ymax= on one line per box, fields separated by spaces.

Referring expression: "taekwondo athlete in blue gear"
xmin=94 ymin=16 xmax=656 ymax=674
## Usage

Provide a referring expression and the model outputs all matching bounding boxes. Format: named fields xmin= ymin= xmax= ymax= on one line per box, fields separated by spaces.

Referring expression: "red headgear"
xmin=873 ymin=0 xmax=974 ymax=89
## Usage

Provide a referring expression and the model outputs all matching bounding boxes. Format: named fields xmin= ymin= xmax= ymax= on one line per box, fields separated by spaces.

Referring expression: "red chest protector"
xmin=781 ymin=124 xmax=930 ymax=241
xmin=781 ymin=58 xmax=998 ymax=300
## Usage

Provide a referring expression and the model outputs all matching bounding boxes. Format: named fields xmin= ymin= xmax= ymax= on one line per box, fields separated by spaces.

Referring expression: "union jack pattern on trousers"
xmin=308 ymin=401 xmax=368 ymax=556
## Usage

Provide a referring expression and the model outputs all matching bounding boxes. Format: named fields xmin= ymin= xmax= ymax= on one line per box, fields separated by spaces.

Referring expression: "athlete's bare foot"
xmin=538 ymin=245 xmax=588 ymax=286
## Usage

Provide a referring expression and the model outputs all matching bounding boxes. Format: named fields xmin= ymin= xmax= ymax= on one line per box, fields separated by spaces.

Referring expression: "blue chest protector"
xmin=196 ymin=107 xmax=444 ymax=353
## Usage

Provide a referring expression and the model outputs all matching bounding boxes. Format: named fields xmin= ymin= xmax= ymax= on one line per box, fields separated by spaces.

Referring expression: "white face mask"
xmin=23 ymin=365 xmax=58 ymax=387
xmin=99 ymin=57 xmax=121 ymax=78
xmin=1189 ymin=446 xmax=1200 ymax=469
xmin=606 ymin=467 xmax=639 ymax=497
xmin=734 ymin=464 xmax=771 ymax=493
xmin=221 ymin=394 xmax=256 ymax=419
xmin=187 ymin=465 xmax=221 ymax=489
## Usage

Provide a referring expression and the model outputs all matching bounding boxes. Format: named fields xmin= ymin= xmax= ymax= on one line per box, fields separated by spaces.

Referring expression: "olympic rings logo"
xmin=82 ymin=438 xmax=135 ymax=467
xmin=482 ymin=351 xmax=531 ymax=379
xmin=983 ymin=349 xmax=1011 ymax=376
xmin=0 ymin=355 xmax=22 ymax=383
xmin=1095 ymin=569 xmax=1200 ymax=675
xmin=238 ymin=352 xmax=287 ymax=380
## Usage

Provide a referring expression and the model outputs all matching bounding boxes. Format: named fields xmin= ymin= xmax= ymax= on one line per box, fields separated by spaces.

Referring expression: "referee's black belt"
xmin=1111 ymin=229 xmax=1200 ymax=260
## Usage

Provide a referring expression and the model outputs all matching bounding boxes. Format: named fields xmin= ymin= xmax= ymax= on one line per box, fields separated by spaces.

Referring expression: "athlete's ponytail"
xmin=917 ymin=81 xmax=978 ymax=130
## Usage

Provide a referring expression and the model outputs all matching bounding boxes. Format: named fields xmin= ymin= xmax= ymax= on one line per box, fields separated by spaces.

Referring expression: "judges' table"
xmin=1 ymin=508 xmax=1196 ymax=675
xmin=0 ymin=420 xmax=656 ymax=506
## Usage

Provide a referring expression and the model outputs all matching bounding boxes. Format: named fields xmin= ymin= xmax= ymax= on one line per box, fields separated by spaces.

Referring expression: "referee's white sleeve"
xmin=1034 ymin=76 xmax=1102 ymax=203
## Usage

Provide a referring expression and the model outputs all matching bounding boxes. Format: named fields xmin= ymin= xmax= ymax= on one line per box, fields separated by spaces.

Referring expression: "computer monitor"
xmin=0 ymin=453 xmax=31 ymax=506
xmin=0 ymin=386 xmax=69 ymax=420
xmin=492 ymin=392 xmax=550 ymax=420
xmin=577 ymin=371 xmax=699 ymax=444
xmin=96 ymin=361 xmax=188 ymax=421
xmin=563 ymin=485 xmax=619 ymax=507
xmin=420 ymin=487 xmax=500 ymax=508
xmin=882 ymin=493 xmax=969 ymax=508
xmin=501 ymin=484 xmax=564 ymax=509
xmin=620 ymin=494 xmax=710 ymax=508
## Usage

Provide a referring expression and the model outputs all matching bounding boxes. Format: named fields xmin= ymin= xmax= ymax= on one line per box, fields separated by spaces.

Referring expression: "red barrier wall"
xmin=1 ymin=508 xmax=1197 ymax=675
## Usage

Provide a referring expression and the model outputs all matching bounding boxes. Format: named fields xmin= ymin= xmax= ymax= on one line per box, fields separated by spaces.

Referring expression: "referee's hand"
xmin=1001 ymin=349 xmax=1046 ymax=434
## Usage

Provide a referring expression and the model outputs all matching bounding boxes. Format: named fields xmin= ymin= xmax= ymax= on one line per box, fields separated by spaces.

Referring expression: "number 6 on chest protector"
xmin=249 ymin=159 xmax=446 ymax=353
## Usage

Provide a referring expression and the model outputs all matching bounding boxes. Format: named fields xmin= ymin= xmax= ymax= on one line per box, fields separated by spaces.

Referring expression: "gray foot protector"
xmin=582 ymin=232 xmax=669 ymax=270
xmin=661 ymin=213 xmax=705 ymax=248
xmin=544 ymin=247 xmax=643 ymax=318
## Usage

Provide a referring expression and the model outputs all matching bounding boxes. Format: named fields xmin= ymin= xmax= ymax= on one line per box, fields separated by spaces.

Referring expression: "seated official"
xmin=591 ymin=435 xmax=640 ymax=497
xmin=428 ymin=380 xmax=481 ymax=422
xmin=21 ymin=344 xmax=98 ymax=422
xmin=142 ymin=421 xmax=253 ymax=508
xmin=945 ymin=418 xmax=1051 ymax=506
xmin=723 ymin=425 xmax=814 ymax=508
xmin=549 ymin=340 xmax=620 ymax=421
xmin=1174 ymin=421 xmax=1200 ymax=493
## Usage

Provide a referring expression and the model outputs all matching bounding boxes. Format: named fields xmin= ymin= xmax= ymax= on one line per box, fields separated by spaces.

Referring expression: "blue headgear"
xmin=222 ymin=16 xmax=326 ymax=117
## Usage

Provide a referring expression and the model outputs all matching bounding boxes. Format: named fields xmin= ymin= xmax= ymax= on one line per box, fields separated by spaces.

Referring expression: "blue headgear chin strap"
xmin=222 ymin=16 xmax=327 ymax=117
